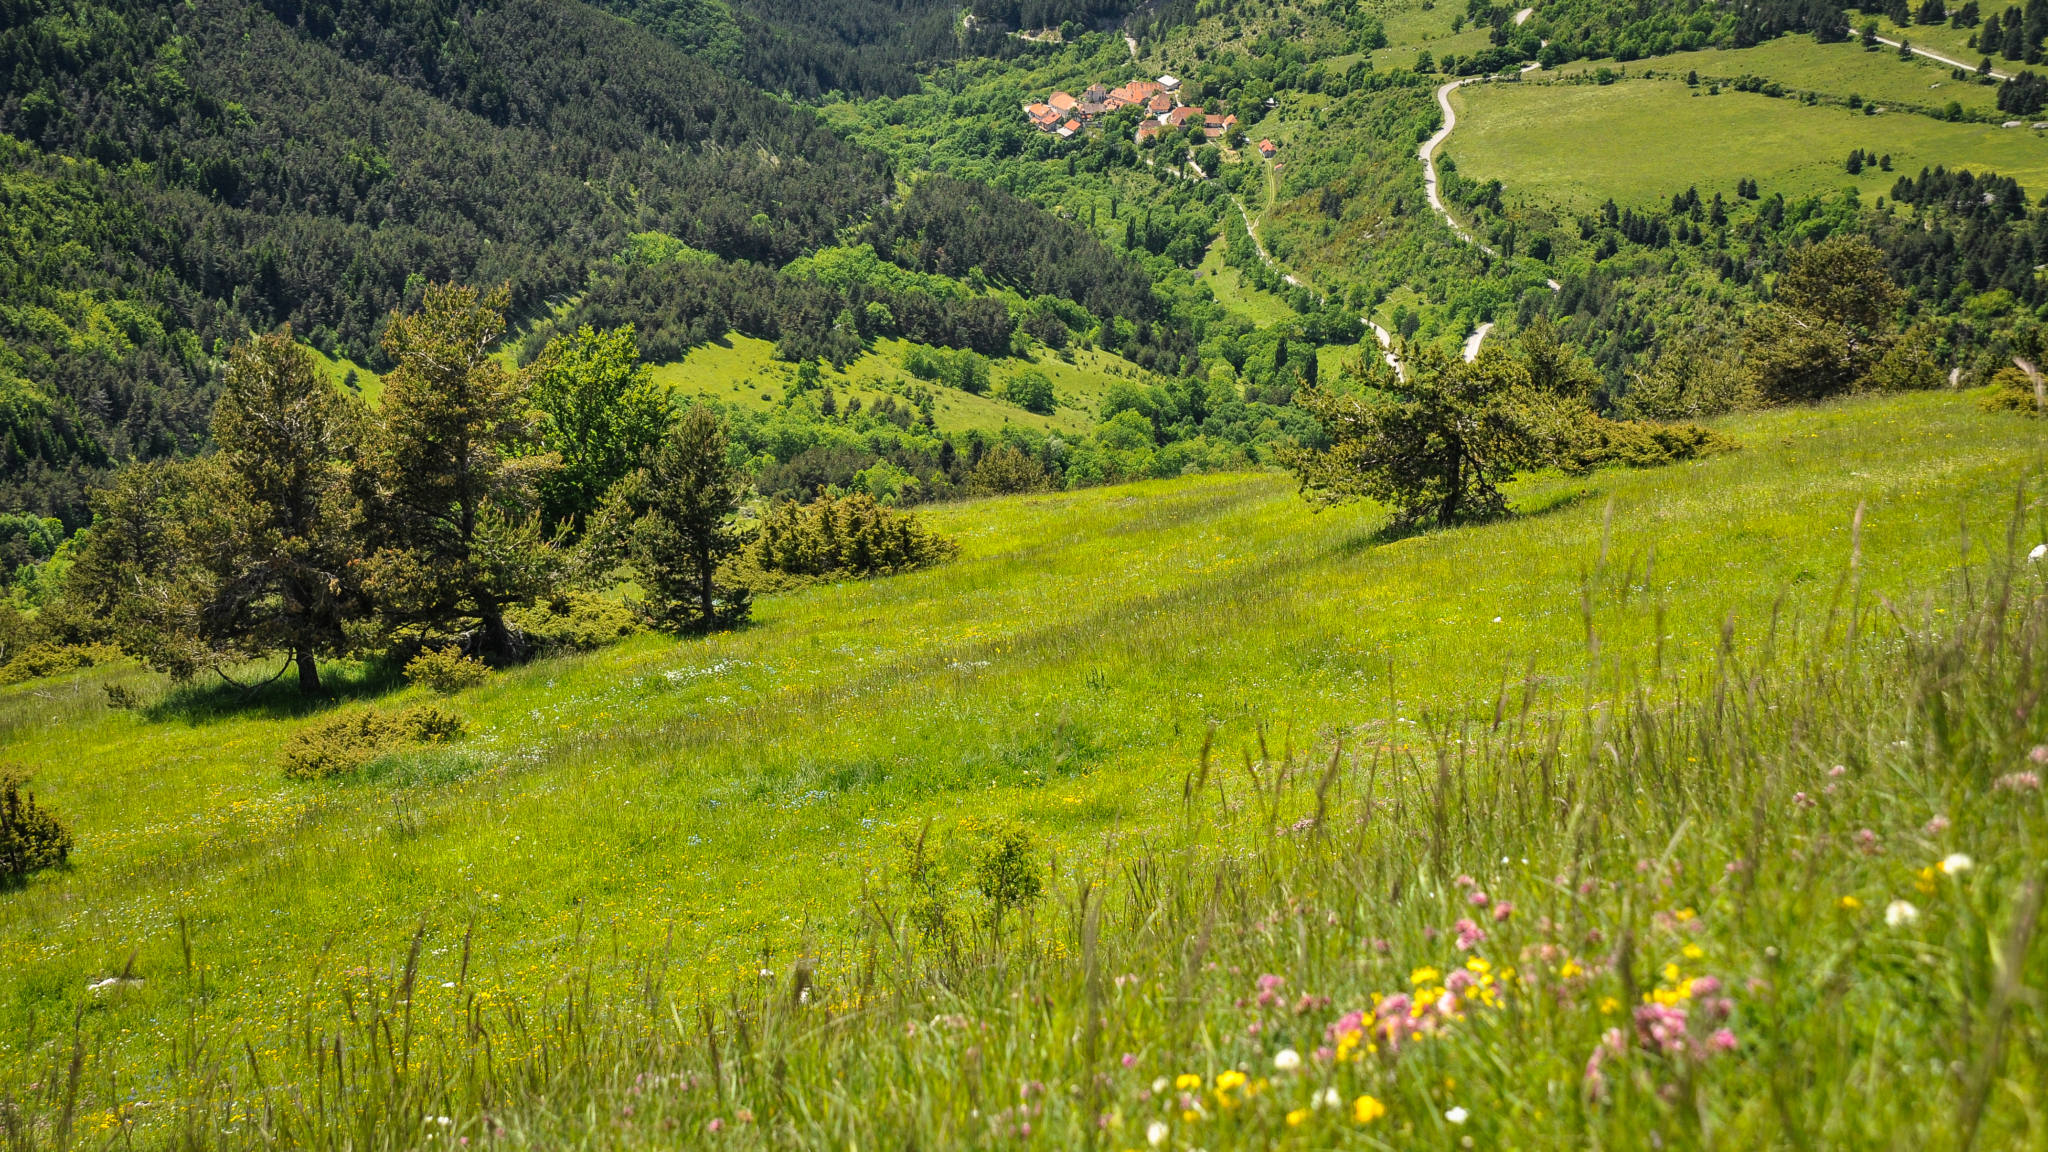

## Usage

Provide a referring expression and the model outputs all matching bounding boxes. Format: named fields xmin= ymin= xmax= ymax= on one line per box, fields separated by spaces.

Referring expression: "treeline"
xmin=7 ymin=287 xmax=969 ymax=695
xmin=0 ymin=0 xmax=894 ymax=524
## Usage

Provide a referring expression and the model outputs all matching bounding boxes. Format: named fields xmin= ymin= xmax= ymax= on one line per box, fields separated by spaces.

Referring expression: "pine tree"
xmin=585 ymin=406 xmax=750 ymax=634
xmin=360 ymin=283 xmax=558 ymax=664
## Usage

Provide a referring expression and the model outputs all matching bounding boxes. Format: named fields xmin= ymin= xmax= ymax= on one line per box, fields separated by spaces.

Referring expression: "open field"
xmin=1451 ymin=68 xmax=2048 ymax=210
xmin=644 ymin=335 xmax=1152 ymax=435
xmin=1548 ymin=35 xmax=2007 ymax=116
xmin=2 ymin=389 xmax=2042 ymax=1117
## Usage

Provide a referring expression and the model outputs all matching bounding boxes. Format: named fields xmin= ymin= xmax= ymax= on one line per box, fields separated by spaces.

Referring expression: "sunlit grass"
xmin=0 ymin=390 xmax=2041 ymax=1144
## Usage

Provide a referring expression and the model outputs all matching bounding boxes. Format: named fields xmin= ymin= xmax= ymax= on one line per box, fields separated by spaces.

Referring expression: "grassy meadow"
xmin=1 ymin=389 xmax=2044 ymax=1148
xmin=643 ymin=335 xmax=1157 ymax=436
xmin=1453 ymin=51 xmax=2048 ymax=210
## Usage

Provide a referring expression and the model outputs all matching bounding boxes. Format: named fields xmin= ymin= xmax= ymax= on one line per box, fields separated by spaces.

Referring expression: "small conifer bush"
xmin=281 ymin=705 xmax=468 ymax=779
xmin=746 ymin=494 xmax=958 ymax=587
xmin=404 ymin=645 xmax=494 ymax=693
xmin=1 ymin=767 xmax=72 ymax=884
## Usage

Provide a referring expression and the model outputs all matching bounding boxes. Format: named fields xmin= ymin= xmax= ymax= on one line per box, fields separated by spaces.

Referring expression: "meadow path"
xmin=1872 ymin=35 xmax=2011 ymax=79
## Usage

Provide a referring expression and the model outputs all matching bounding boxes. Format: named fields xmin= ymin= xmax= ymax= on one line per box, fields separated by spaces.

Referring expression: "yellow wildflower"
xmin=1410 ymin=966 xmax=1441 ymax=986
xmin=1675 ymin=908 xmax=1696 ymax=922
xmin=1662 ymin=962 xmax=1681 ymax=984
xmin=1215 ymin=1070 xmax=1247 ymax=1093
xmin=1682 ymin=944 xmax=1705 ymax=960
xmin=1839 ymin=895 xmax=1862 ymax=910
xmin=1465 ymin=957 xmax=1492 ymax=974
xmin=1599 ymin=996 xmax=1621 ymax=1015
xmin=1175 ymin=1073 xmax=1202 ymax=1092
xmin=1353 ymin=1095 xmax=1388 ymax=1124
xmin=1286 ymin=1108 xmax=1310 ymax=1127
xmin=1558 ymin=960 xmax=1582 ymax=979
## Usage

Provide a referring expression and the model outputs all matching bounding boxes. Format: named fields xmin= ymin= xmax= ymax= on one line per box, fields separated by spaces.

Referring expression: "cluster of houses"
xmin=1022 ymin=74 xmax=1271 ymax=154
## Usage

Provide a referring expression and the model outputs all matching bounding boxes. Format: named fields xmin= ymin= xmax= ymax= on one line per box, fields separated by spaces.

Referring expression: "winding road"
xmin=1872 ymin=34 xmax=2010 ymax=79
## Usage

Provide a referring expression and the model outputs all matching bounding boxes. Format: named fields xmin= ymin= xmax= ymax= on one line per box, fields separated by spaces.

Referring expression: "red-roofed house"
xmin=1056 ymin=118 xmax=1081 ymax=138
xmin=1078 ymin=100 xmax=1109 ymax=121
xmin=1257 ymin=138 xmax=1278 ymax=158
xmin=1203 ymin=112 xmax=1237 ymax=139
xmin=1049 ymin=91 xmax=1079 ymax=114
xmin=1165 ymin=105 xmax=1204 ymax=129
xmin=1082 ymin=83 xmax=1110 ymax=104
xmin=1146 ymin=93 xmax=1172 ymax=116
xmin=1025 ymin=102 xmax=1060 ymax=131
xmin=1109 ymin=79 xmax=1163 ymax=107
xmin=1136 ymin=121 xmax=1161 ymax=142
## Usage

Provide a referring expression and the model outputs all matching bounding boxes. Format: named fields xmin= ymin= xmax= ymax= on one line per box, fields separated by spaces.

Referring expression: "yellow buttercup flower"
xmin=1599 ymin=996 xmax=1621 ymax=1014
xmin=1681 ymin=944 xmax=1705 ymax=960
xmin=1286 ymin=1108 xmax=1310 ymax=1127
xmin=1839 ymin=895 xmax=1862 ymax=910
xmin=1353 ymin=1095 xmax=1388 ymax=1124
xmin=1410 ymin=966 xmax=1441 ymax=986
xmin=1175 ymin=1073 xmax=1202 ymax=1092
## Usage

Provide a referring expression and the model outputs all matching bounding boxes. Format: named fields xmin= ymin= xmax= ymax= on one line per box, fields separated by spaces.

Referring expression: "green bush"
xmin=1003 ymin=370 xmax=1057 ymax=414
xmin=404 ymin=645 xmax=493 ymax=693
xmin=506 ymin=591 xmax=642 ymax=651
xmin=1 ymin=767 xmax=72 ymax=884
xmin=744 ymin=494 xmax=958 ymax=588
xmin=281 ymin=705 xmax=468 ymax=780
xmin=1981 ymin=364 xmax=2045 ymax=414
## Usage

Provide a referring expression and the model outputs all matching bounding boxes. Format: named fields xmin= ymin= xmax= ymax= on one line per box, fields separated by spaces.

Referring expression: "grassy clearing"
xmin=644 ymin=335 xmax=1154 ymax=434
xmin=1547 ymin=35 xmax=2006 ymax=115
xmin=1451 ymin=68 xmax=2048 ymax=210
xmin=302 ymin=343 xmax=384 ymax=406
xmin=0 ymin=390 xmax=2040 ymax=1139
xmin=1196 ymin=235 xmax=1299 ymax=327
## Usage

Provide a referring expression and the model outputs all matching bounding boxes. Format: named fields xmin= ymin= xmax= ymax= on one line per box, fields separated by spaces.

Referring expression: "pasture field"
xmin=1450 ymin=68 xmax=2048 ymax=210
xmin=1550 ymin=35 xmax=2007 ymax=116
xmin=644 ymin=335 xmax=1157 ymax=435
xmin=1196 ymin=234 xmax=1300 ymax=328
xmin=1 ymin=388 xmax=2041 ymax=1134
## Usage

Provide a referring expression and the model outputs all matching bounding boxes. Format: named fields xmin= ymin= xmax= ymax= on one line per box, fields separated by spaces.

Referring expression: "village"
xmin=1023 ymin=74 xmax=1278 ymax=159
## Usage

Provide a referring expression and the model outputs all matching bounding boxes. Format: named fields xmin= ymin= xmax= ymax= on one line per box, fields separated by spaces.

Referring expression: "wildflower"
xmin=1829 ymin=765 xmax=1847 ymax=778
xmin=735 ymin=1110 xmax=753 ymax=1124
xmin=1856 ymin=828 xmax=1882 ymax=854
xmin=2031 ymin=543 xmax=2047 ymax=562
xmin=1492 ymin=900 xmax=1514 ymax=922
xmin=1410 ymin=967 xmax=1441 ymax=986
xmin=1445 ymin=1106 xmax=1470 ymax=1125
xmin=1941 ymin=853 xmax=1973 ymax=875
xmin=1312 ymin=1087 xmax=1342 ymax=1110
xmin=1151 ymin=1077 xmax=1170 ymax=1094
xmin=1353 ymin=1095 xmax=1387 ymax=1124
xmin=2032 ymin=745 xmax=2048 ymax=764
xmin=1175 ymin=1073 xmax=1202 ymax=1092
xmin=1455 ymin=918 xmax=1488 ymax=950
xmin=1122 ymin=1053 xmax=1136 ymax=1068
xmin=1286 ymin=1108 xmax=1310 ymax=1127
xmin=1925 ymin=814 xmax=1950 ymax=836
xmin=1468 ymin=890 xmax=1490 ymax=907
xmin=707 ymin=1118 xmax=723 ymax=1133
xmin=1682 ymin=944 xmax=1705 ymax=960
xmin=1885 ymin=900 xmax=1919 ymax=927
xmin=1839 ymin=895 xmax=1862 ymax=910
xmin=1995 ymin=771 xmax=2041 ymax=793
xmin=1792 ymin=792 xmax=1816 ymax=809
xmin=1146 ymin=1120 xmax=1169 ymax=1147
xmin=1456 ymin=874 xmax=1476 ymax=888
xmin=1599 ymin=996 xmax=1621 ymax=1015
xmin=1708 ymin=1028 xmax=1739 ymax=1053
xmin=1215 ymin=1070 xmax=1248 ymax=1093
xmin=1273 ymin=1048 xmax=1302 ymax=1072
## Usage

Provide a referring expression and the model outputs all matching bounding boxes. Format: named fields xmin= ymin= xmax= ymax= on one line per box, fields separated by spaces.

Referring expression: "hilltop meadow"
xmin=3 ymin=388 xmax=2046 ymax=1147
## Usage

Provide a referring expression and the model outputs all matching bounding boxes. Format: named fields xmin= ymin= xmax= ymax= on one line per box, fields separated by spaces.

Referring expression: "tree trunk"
xmin=296 ymin=645 xmax=322 ymax=695
xmin=479 ymin=607 xmax=513 ymax=665
xmin=697 ymin=542 xmax=716 ymax=631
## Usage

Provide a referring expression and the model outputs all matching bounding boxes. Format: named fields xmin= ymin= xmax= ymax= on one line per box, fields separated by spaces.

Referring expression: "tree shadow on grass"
xmin=1328 ymin=482 xmax=1604 ymax=556
xmin=143 ymin=658 xmax=406 ymax=726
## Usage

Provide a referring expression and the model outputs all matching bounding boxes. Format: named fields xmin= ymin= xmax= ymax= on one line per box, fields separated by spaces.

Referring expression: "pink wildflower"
xmin=1122 ymin=1053 xmax=1136 ymax=1068
xmin=1792 ymin=791 xmax=1816 ymax=809
xmin=1708 ymin=1028 xmax=1739 ymax=1053
xmin=1456 ymin=874 xmax=1476 ymax=889
xmin=1455 ymin=918 xmax=1488 ymax=950
xmin=1493 ymin=900 xmax=1515 ymax=922
xmin=2031 ymin=745 xmax=2048 ymax=764
xmin=1468 ymin=889 xmax=1490 ymax=908
xmin=1995 ymin=771 xmax=2041 ymax=793
xmin=1855 ymin=828 xmax=1882 ymax=855
xmin=1445 ymin=969 xmax=1478 ymax=994
xmin=707 ymin=1119 xmax=723 ymax=1134
xmin=1828 ymin=765 xmax=1847 ymax=778
xmin=1925 ymin=814 xmax=1951 ymax=836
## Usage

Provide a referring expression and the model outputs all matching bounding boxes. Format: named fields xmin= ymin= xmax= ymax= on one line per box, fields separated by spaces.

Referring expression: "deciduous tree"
xmin=528 ymin=324 xmax=671 ymax=533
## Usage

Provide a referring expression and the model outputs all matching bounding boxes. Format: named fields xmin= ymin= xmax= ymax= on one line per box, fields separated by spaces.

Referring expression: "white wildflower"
xmin=1147 ymin=1119 xmax=1170 ymax=1147
xmin=1885 ymin=900 xmax=1919 ymax=927
xmin=2030 ymin=543 xmax=2047 ymax=562
xmin=1445 ymin=1105 xmax=1470 ymax=1125
xmin=1941 ymin=853 xmax=1973 ymax=875
xmin=1272 ymin=1048 xmax=1302 ymax=1072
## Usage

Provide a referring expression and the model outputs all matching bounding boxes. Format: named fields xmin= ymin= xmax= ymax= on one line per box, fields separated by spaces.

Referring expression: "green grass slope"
xmin=1454 ymin=48 xmax=2048 ymax=210
xmin=644 ymin=335 xmax=1159 ymax=435
xmin=0 ymin=391 xmax=2039 ymax=1103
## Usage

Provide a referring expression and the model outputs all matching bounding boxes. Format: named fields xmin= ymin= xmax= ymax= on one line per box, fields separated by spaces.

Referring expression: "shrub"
xmin=507 ymin=592 xmax=642 ymax=651
xmin=281 ymin=705 xmax=468 ymax=780
xmin=973 ymin=823 xmax=1044 ymax=927
xmin=0 ymin=643 xmax=115 ymax=687
xmin=1981 ymin=363 xmax=2046 ymax=413
xmin=1003 ymin=370 xmax=1057 ymax=414
xmin=0 ymin=767 xmax=71 ymax=884
xmin=966 ymin=446 xmax=1053 ymax=495
xmin=744 ymin=494 xmax=958 ymax=589
xmin=404 ymin=646 xmax=493 ymax=693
